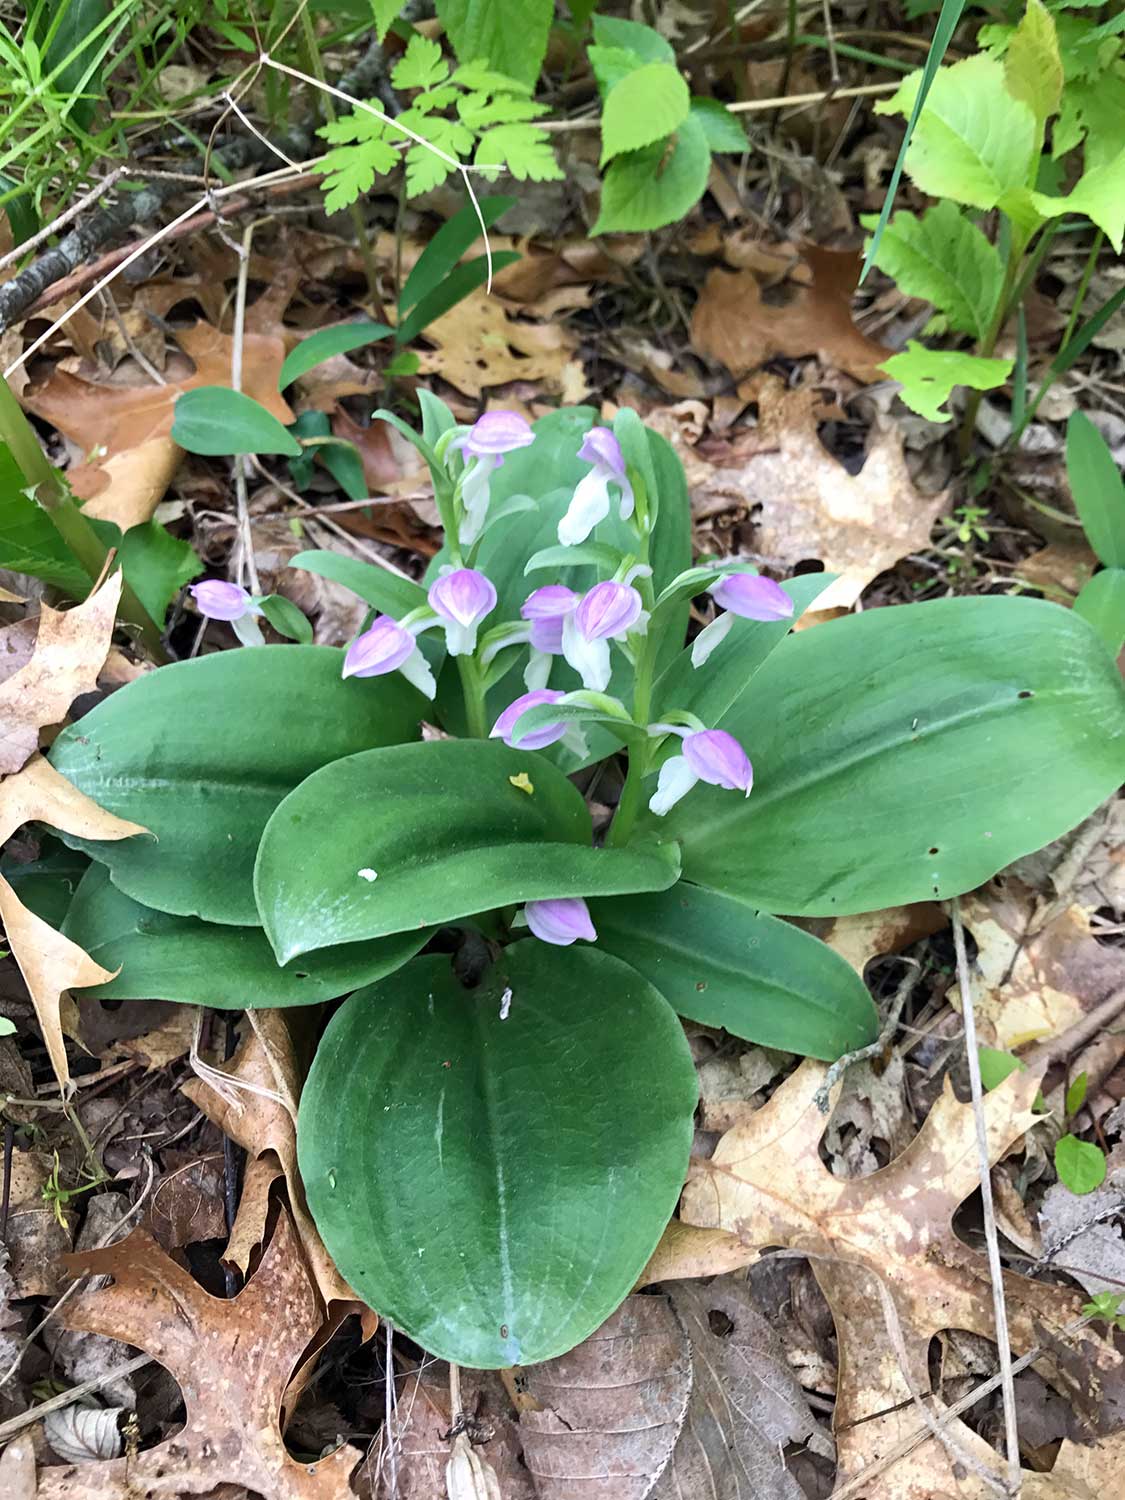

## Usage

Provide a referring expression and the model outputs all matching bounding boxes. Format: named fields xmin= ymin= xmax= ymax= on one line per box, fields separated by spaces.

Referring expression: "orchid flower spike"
xmin=451 ymin=411 xmax=535 ymax=547
xmin=189 ymin=580 xmax=265 ymax=646
xmin=691 ymin=572 xmax=795 ymax=667
xmin=525 ymin=897 xmax=597 ymax=947
xmin=428 ymin=568 xmax=497 ymax=657
xmin=558 ymin=428 xmax=634 ymax=547
xmin=649 ymin=728 xmax=753 ymax=817
xmin=562 ymin=581 xmax=644 ymax=693
xmin=520 ymin=584 xmax=578 ymax=689
xmin=491 ymin=689 xmax=567 ymax=750
xmin=342 ymin=615 xmax=436 ymax=698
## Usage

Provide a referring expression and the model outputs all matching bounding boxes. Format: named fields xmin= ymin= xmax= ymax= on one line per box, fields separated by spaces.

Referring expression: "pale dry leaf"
xmin=414 ymin=289 xmax=577 ymax=398
xmin=181 ymin=1010 xmax=360 ymax=1310
xmin=0 ymin=616 xmax=41 ymax=686
xmin=519 ymin=1294 xmax=691 ymax=1499
xmin=110 ymin=1007 xmax=195 ymax=1070
xmin=638 ymin=1220 xmax=757 ymax=1289
xmin=0 ymin=584 xmax=24 ymax=603
xmin=954 ymin=877 xmax=1125 ymax=1048
xmin=446 ymin=1433 xmax=502 ymax=1500
xmin=681 ymin=1059 xmax=1125 ymax=1498
xmin=652 ymin=1279 xmax=832 ymax=1500
xmin=44 ymin=1404 xmax=125 ymax=1462
xmin=0 ymin=571 xmax=122 ymax=775
xmin=798 ymin=902 xmax=946 ymax=976
xmin=691 ymin=246 xmax=893 ymax=384
xmin=1023 ymin=1431 xmax=1125 ymax=1498
xmin=0 ymin=1433 xmax=36 ymax=1500
xmin=35 ymin=1212 xmax=361 ymax=1500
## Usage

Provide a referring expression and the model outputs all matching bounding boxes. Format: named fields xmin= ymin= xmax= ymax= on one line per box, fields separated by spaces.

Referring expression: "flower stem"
xmin=606 ymin=635 xmax=656 ymax=847
xmin=458 ymin=655 xmax=488 ymax=738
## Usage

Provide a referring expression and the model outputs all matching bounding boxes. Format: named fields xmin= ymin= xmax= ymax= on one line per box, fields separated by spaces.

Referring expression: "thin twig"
xmin=0 ymin=169 xmax=126 ymax=274
xmin=0 ymin=1352 xmax=152 ymax=1445
xmin=951 ymin=900 xmax=1022 ymax=1494
xmin=231 ymin=217 xmax=263 ymax=594
xmin=814 ymin=960 xmax=921 ymax=1114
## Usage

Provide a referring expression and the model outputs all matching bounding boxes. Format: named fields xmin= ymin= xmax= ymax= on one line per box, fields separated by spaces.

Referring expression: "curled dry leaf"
xmin=0 ymin=754 xmax=147 ymax=1090
xmin=43 ymin=1404 xmax=124 ymax=1463
xmin=447 ymin=1433 xmax=502 ymax=1500
xmin=652 ymin=1279 xmax=832 ymax=1500
xmin=638 ymin=1219 xmax=755 ymax=1288
xmin=681 ymin=1059 xmax=1125 ymax=1498
xmin=518 ymin=1294 xmax=691 ymax=1499
xmin=797 ymin=902 xmax=946 ymax=976
xmin=181 ymin=1009 xmax=361 ymax=1311
xmin=413 ymin=289 xmax=578 ymax=398
xmin=34 ymin=1211 xmax=360 ymax=1500
xmin=952 ymin=878 xmax=1125 ymax=1049
xmin=0 ymin=571 xmax=122 ymax=775
xmin=691 ymin=246 xmax=893 ymax=385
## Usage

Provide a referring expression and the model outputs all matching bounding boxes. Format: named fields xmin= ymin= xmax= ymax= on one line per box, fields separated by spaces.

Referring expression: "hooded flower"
xmin=557 ymin=428 xmax=635 ymax=547
xmin=562 ymin=580 xmax=644 ymax=693
xmin=649 ymin=728 xmax=753 ymax=816
xmin=189 ymin=580 xmax=265 ymax=646
xmin=691 ymin=572 xmax=795 ymax=667
xmin=520 ymin=585 xmax=578 ymax=653
xmin=490 ymin=689 xmax=567 ymax=750
xmin=342 ymin=615 xmax=435 ymax=698
xmin=427 ymin=568 xmax=497 ymax=656
xmin=525 ymin=897 xmax=597 ymax=947
xmin=452 ymin=411 xmax=535 ymax=547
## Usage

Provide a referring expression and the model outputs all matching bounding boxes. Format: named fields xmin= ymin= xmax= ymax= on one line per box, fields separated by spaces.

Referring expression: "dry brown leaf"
xmin=518 ymin=1295 xmax=691 ymax=1498
xmin=181 ymin=1010 xmax=360 ymax=1311
xmin=681 ymin=1060 xmax=1125 ymax=1498
xmin=0 ymin=584 xmax=24 ymax=603
xmin=798 ymin=902 xmax=946 ymax=975
xmin=691 ymin=246 xmax=893 ymax=385
xmin=1018 ymin=539 xmax=1098 ymax=600
xmin=1023 ymin=1432 xmax=1125 ymax=1498
xmin=414 ymin=288 xmax=577 ymax=397
xmin=148 ymin=1149 xmax=229 ymax=1252
xmin=694 ymin=380 xmax=948 ymax=608
xmin=34 ymin=1211 xmax=360 ymax=1499
xmin=954 ymin=878 xmax=1125 ymax=1049
xmin=638 ymin=1219 xmax=756 ymax=1288
xmin=23 ymin=323 xmax=293 ymax=527
xmin=0 ymin=571 xmax=122 ymax=775
xmin=653 ymin=1279 xmax=832 ymax=1500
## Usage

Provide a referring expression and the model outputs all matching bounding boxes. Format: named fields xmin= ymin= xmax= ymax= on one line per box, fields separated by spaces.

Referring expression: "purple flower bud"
xmin=521 ymin=584 xmax=578 ymax=653
xmin=578 ymin=427 xmax=626 ymax=477
xmin=490 ymin=689 xmax=567 ymax=750
xmin=683 ymin=730 xmax=753 ymax=794
xmin=575 ymin=581 xmax=643 ymax=641
xmin=342 ymin=615 xmax=416 ymax=678
xmin=189 ymin=580 xmax=255 ymax=621
xmin=428 ymin=568 xmax=497 ymax=656
xmin=525 ymin=896 xmax=597 ymax=946
xmin=709 ymin=573 xmax=794 ymax=622
xmin=458 ymin=410 xmax=535 ymax=459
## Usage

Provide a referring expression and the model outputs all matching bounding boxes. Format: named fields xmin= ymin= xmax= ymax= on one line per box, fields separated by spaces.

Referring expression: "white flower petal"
xmin=562 ymin=613 xmax=611 ymax=692
xmin=648 ymin=755 xmax=699 ymax=817
xmin=524 ymin=648 xmax=553 ymax=691
xmin=443 ymin=619 xmax=478 ymax=657
xmin=459 ymin=455 xmax=497 ymax=546
xmin=690 ymin=611 xmax=733 ymax=668
xmin=398 ymin=646 xmax=437 ymax=699
xmin=558 ymin=470 xmax=611 ymax=546
xmin=232 ymin=613 xmax=265 ymax=647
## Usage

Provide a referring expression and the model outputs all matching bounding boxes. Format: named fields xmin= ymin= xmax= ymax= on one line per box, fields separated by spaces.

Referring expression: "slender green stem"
xmin=957 ymin=230 xmax=1028 ymax=464
xmin=458 ymin=655 xmax=489 ymax=739
xmin=606 ymin=638 xmax=657 ymax=848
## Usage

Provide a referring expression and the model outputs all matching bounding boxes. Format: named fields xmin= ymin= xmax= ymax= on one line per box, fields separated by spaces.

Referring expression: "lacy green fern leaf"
xmin=475 ymin=123 xmax=564 ymax=181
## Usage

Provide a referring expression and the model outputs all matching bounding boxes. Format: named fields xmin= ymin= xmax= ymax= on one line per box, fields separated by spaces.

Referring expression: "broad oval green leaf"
xmin=278 ymin=321 xmax=392 ymax=389
xmin=1074 ymin=568 xmax=1125 ymax=656
xmin=62 ymin=865 xmax=424 ymax=1008
xmin=172 ymin=387 xmax=302 ymax=457
xmin=591 ymin=885 xmax=878 ymax=1058
xmin=298 ymin=944 xmax=697 ymax=1366
xmin=639 ymin=597 xmax=1125 ymax=916
xmin=592 ymin=114 xmax=711 ymax=235
xmin=49 ymin=646 xmax=423 ymax=926
xmin=1066 ymin=411 xmax=1125 ymax=568
xmin=600 ymin=62 xmax=690 ymax=164
xmin=255 ymin=739 xmax=680 ymax=960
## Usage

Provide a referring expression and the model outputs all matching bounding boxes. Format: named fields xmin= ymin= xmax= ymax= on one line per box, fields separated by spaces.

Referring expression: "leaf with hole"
xmin=881 ymin=342 xmax=1013 ymax=423
xmin=298 ymin=944 xmax=697 ymax=1366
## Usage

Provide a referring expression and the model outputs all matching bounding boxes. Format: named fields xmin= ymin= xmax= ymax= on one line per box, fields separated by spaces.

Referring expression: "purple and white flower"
xmin=451 ymin=410 xmax=535 ymax=546
xmin=649 ymin=728 xmax=753 ymax=816
xmin=562 ymin=580 xmax=645 ymax=693
xmin=189 ymin=580 xmax=265 ymax=646
xmin=691 ymin=572 xmax=795 ymax=667
xmin=518 ymin=584 xmax=578 ymax=688
xmin=428 ymin=568 xmax=497 ymax=656
xmin=558 ymin=428 xmax=634 ymax=547
xmin=490 ymin=689 xmax=567 ymax=750
xmin=525 ymin=896 xmax=597 ymax=947
xmin=342 ymin=615 xmax=436 ymax=698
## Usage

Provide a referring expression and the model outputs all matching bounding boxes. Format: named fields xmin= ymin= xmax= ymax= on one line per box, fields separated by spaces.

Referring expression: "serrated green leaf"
xmin=600 ymin=62 xmax=690 ymax=165
xmin=412 ymin=85 xmax=461 ymax=113
xmin=438 ymin=0 xmax=553 ymax=87
xmin=587 ymin=43 xmax=644 ymax=97
xmin=1055 ymin=73 xmax=1125 ymax=172
xmin=391 ymin=32 xmax=449 ymax=90
xmin=1006 ymin=0 xmax=1063 ymax=128
xmin=316 ymin=137 xmax=400 ymax=214
xmin=1030 ymin=146 xmax=1125 ymax=251
xmin=0 ymin=444 xmax=92 ymax=597
xmin=690 ymin=97 xmax=749 ymax=153
xmin=1055 ymin=1133 xmax=1106 ymax=1194
xmin=319 ymin=107 xmax=389 ymax=145
xmin=867 ymin=201 xmax=1003 ymax=342
xmin=880 ymin=341 xmax=1013 ymax=422
xmin=1073 ymin=569 xmax=1125 ymax=656
xmin=875 ymin=55 xmax=1037 ymax=208
xmin=474 ymin=123 xmax=562 ymax=181
xmin=450 ymin=60 xmax=534 ymax=94
xmin=456 ymin=91 xmax=549 ymax=128
xmin=591 ymin=14 xmax=674 ymax=62
xmin=593 ymin=114 xmax=711 ymax=234
xmin=371 ymin=0 xmax=400 ymax=41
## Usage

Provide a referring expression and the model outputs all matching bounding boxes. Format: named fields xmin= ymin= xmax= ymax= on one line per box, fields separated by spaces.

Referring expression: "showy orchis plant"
xmin=43 ymin=400 xmax=1125 ymax=1371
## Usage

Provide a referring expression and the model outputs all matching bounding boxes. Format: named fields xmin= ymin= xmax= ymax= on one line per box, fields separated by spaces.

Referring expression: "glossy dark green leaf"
xmin=171 ymin=387 xmax=302 ymax=457
xmin=278 ymin=322 xmax=392 ymax=389
xmin=49 ymin=646 xmax=423 ymax=925
xmin=255 ymin=739 xmax=680 ymax=960
xmin=61 ymin=865 xmax=423 ymax=1008
xmin=257 ymin=593 xmax=313 ymax=643
xmin=639 ymin=597 xmax=1125 ymax=916
xmin=1067 ymin=411 xmax=1125 ymax=568
xmin=298 ymin=944 xmax=697 ymax=1365
xmin=40 ymin=0 xmax=108 ymax=130
xmin=591 ymin=884 xmax=878 ymax=1058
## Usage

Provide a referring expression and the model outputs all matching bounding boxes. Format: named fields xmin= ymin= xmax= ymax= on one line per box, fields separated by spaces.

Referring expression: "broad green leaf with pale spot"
xmin=600 ymin=62 xmax=690 ymax=164
xmin=1030 ymin=147 xmax=1125 ymax=252
xmin=1005 ymin=0 xmax=1062 ymax=128
xmin=866 ymin=201 xmax=1003 ymax=342
xmin=298 ymin=945 xmax=697 ymax=1367
xmin=875 ymin=56 xmax=1037 ymax=208
xmin=593 ymin=114 xmax=711 ymax=234
xmin=881 ymin=342 xmax=1012 ymax=423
